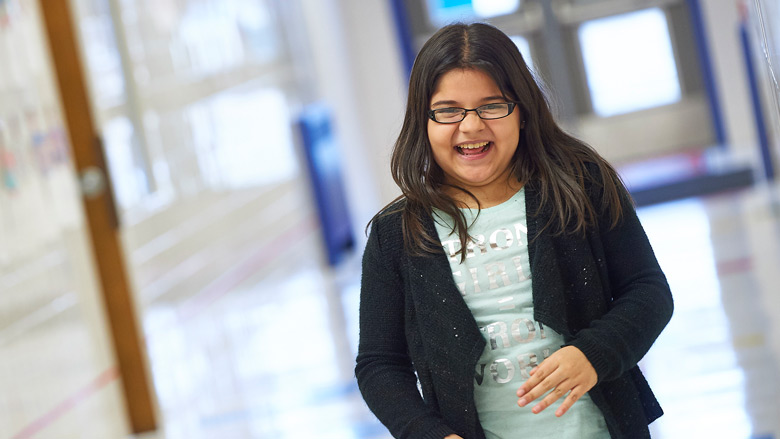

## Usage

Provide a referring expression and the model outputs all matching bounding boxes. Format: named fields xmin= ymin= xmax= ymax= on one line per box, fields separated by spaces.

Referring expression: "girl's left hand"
xmin=515 ymin=346 xmax=597 ymax=417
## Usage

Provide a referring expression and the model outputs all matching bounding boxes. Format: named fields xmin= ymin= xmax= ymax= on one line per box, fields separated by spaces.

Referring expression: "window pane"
xmin=510 ymin=35 xmax=534 ymax=73
xmin=426 ymin=0 xmax=520 ymax=27
xmin=473 ymin=0 xmax=520 ymax=18
xmin=578 ymin=8 xmax=681 ymax=117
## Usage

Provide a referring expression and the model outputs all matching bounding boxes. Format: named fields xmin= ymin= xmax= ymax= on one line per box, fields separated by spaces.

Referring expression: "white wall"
xmin=699 ymin=0 xmax=759 ymax=156
xmin=298 ymin=0 xmax=406 ymax=246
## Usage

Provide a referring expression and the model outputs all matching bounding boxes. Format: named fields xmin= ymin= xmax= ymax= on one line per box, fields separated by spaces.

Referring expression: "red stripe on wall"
xmin=715 ymin=257 xmax=753 ymax=276
xmin=12 ymin=367 xmax=119 ymax=439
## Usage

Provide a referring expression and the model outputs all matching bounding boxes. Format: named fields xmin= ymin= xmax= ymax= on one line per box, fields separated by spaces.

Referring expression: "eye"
xmin=436 ymin=107 xmax=463 ymax=115
xmin=481 ymin=103 xmax=504 ymax=111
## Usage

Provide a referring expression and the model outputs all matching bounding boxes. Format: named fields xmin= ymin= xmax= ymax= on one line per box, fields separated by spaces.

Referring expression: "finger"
xmin=554 ymin=386 xmax=584 ymax=417
xmin=532 ymin=382 xmax=570 ymax=414
xmin=518 ymin=371 xmax=561 ymax=407
xmin=517 ymin=367 xmax=551 ymax=403
xmin=516 ymin=366 xmax=547 ymax=398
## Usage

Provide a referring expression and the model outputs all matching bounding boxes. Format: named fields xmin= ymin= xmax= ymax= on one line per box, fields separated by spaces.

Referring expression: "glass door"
xmin=0 ymin=0 xmax=123 ymax=437
xmin=66 ymin=0 xmax=317 ymax=436
xmin=0 ymin=0 xmax=155 ymax=437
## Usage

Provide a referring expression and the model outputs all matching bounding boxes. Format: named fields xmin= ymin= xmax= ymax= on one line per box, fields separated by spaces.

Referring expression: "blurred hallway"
xmin=2 ymin=0 xmax=780 ymax=438
xmin=3 ymin=176 xmax=780 ymax=438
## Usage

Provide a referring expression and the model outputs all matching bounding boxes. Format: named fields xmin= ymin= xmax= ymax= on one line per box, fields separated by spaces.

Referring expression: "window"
xmin=509 ymin=35 xmax=534 ymax=73
xmin=425 ymin=0 xmax=521 ymax=27
xmin=578 ymin=8 xmax=681 ymax=117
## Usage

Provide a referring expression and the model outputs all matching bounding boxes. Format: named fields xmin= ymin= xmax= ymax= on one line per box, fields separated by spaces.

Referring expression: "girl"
xmin=355 ymin=22 xmax=673 ymax=439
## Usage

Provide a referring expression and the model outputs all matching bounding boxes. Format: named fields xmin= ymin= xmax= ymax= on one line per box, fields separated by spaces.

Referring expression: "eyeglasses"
xmin=427 ymin=102 xmax=516 ymax=124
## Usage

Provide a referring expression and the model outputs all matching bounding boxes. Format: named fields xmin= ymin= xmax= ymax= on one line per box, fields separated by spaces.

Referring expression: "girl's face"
xmin=427 ymin=68 xmax=521 ymax=200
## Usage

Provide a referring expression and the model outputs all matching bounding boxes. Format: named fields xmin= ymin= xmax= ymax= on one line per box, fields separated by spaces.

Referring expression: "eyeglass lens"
xmin=433 ymin=103 xmax=512 ymax=123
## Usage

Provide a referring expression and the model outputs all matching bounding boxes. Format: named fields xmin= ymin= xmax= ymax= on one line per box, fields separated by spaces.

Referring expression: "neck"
xmin=448 ymin=177 xmax=523 ymax=209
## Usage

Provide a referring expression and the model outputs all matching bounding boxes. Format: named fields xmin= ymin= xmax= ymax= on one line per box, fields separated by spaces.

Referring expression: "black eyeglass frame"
xmin=427 ymin=102 xmax=517 ymax=124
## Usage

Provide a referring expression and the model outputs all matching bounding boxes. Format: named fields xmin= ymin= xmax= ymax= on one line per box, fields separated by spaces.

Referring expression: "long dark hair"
xmin=371 ymin=22 xmax=627 ymax=260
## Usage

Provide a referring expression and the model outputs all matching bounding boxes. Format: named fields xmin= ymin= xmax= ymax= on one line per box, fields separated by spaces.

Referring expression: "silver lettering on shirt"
xmin=511 ymin=318 xmax=536 ymax=343
xmin=490 ymin=358 xmax=515 ymax=384
xmin=452 ymin=270 xmax=466 ymax=295
xmin=517 ymin=353 xmax=539 ymax=379
xmin=498 ymin=296 xmax=515 ymax=311
xmin=512 ymin=255 xmax=529 ymax=281
xmin=514 ymin=222 xmax=528 ymax=246
xmin=486 ymin=322 xmax=510 ymax=350
xmin=485 ymin=262 xmax=511 ymax=289
xmin=469 ymin=267 xmax=481 ymax=293
xmin=489 ymin=228 xmax=514 ymax=250
xmin=474 ymin=349 xmax=555 ymax=386
xmin=466 ymin=234 xmax=487 ymax=259
xmin=441 ymin=239 xmax=460 ymax=262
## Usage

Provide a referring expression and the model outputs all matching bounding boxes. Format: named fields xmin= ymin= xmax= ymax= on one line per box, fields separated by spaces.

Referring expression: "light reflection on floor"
xmin=3 ymin=182 xmax=780 ymax=438
xmin=640 ymin=198 xmax=752 ymax=438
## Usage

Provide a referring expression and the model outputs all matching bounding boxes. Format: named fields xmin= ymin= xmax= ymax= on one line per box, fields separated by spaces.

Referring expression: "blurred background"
xmin=1 ymin=0 xmax=779 ymax=437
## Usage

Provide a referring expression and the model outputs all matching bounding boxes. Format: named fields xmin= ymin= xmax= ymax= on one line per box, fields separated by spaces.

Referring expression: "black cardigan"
xmin=355 ymin=182 xmax=673 ymax=439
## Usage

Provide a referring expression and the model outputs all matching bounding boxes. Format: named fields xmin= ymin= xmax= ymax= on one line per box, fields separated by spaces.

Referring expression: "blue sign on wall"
xmin=297 ymin=104 xmax=355 ymax=266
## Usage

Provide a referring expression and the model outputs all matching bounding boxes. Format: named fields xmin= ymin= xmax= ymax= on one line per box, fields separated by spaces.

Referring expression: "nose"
xmin=459 ymin=110 xmax=485 ymax=132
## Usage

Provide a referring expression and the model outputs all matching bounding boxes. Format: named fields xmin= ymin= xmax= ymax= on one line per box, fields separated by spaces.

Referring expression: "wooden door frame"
xmin=37 ymin=0 xmax=157 ymax=433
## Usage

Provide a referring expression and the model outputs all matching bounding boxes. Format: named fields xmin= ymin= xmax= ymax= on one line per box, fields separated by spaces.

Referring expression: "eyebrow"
xmin=430 ymin=95 xmax=508 ymax=107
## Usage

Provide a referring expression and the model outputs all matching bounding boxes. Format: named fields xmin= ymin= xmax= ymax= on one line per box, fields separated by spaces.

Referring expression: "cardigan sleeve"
xmin=567 ymin=187 xmax=674 ymax=383
xmin=355 ymin=219 xmax=457 ymax=439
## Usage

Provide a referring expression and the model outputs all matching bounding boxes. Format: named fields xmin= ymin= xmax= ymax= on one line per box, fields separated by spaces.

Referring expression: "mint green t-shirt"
xmin=433 ymin=188 xmax=609 ymax=439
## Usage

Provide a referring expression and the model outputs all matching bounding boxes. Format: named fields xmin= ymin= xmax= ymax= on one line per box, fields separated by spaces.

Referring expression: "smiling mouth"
xmin=456 ymin=141 xmax=491 ymax=155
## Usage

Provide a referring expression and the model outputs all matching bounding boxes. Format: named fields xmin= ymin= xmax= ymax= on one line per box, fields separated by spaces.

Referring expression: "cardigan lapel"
xmin=524 ymin=184 xmax=572 ymax=337
xmin=406 ymin=217 xmax=486 ymax=357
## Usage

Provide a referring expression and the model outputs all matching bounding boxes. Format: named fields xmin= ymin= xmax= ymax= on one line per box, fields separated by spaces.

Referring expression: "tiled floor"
xmin=2 ymin=176 xmax=780 ymax=438
xmin=638 ymin=189 xmax=780 ymax=438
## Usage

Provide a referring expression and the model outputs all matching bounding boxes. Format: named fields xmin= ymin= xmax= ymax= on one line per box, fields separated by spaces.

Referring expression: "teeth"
xmin=459 ymin=141 xmax=489 ymax=149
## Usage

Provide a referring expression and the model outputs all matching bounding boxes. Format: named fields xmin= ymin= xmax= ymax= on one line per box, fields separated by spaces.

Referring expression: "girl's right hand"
xmin=444 ymin=436 xmax=464 ymax=439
